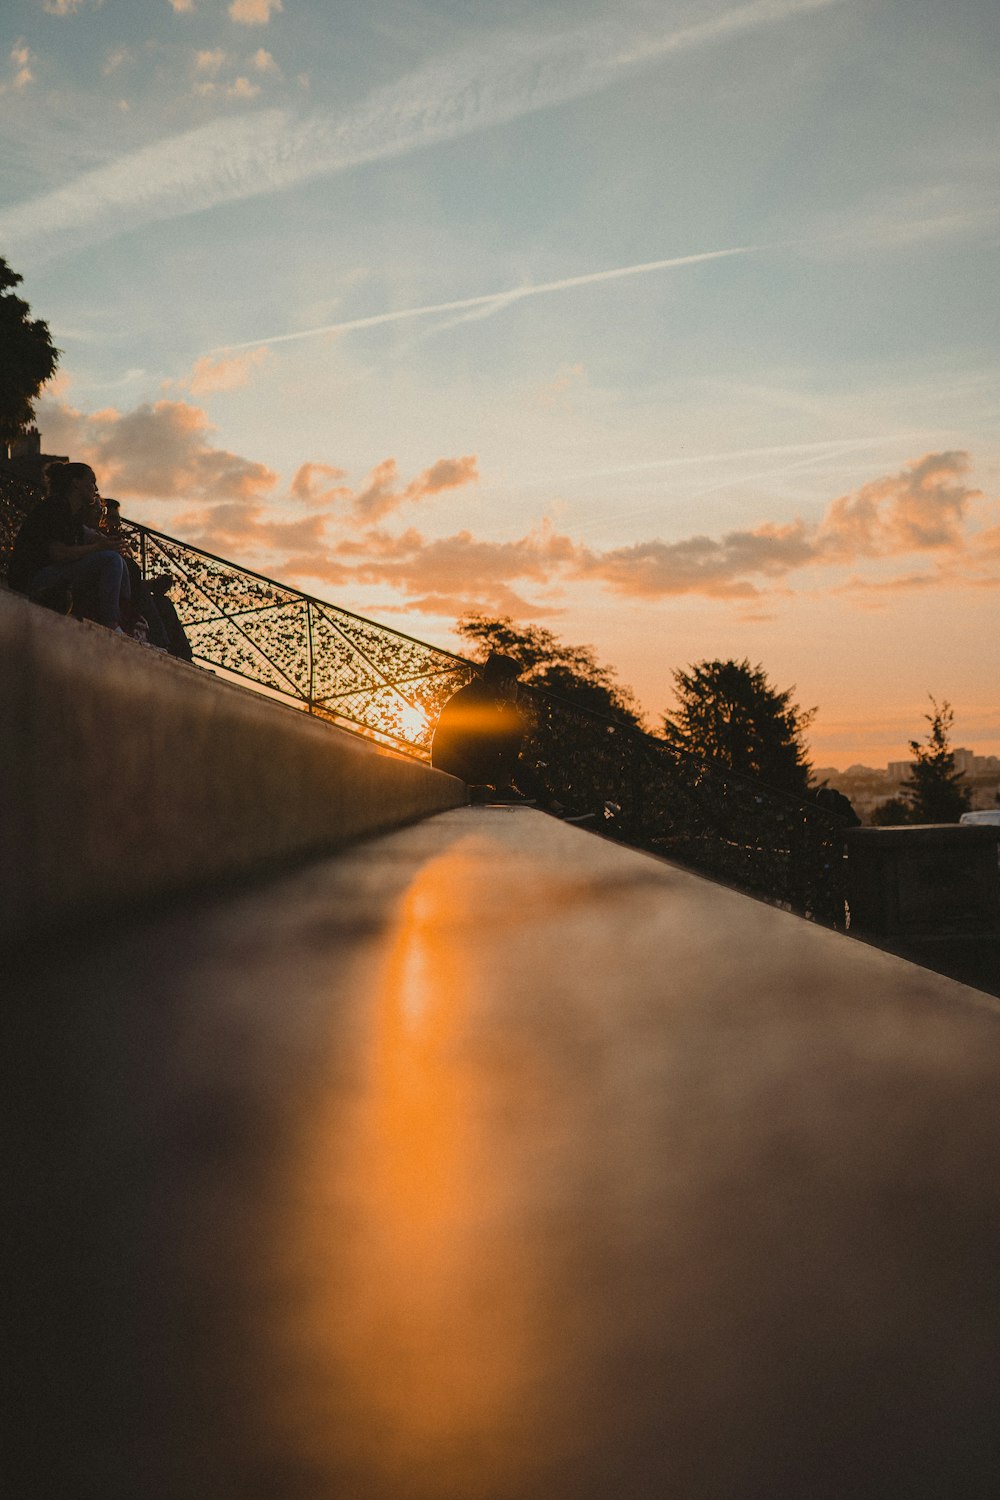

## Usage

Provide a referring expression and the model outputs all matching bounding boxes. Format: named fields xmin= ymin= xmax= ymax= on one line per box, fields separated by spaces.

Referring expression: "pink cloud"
xmin=179 ymin=346 xmax=270 ymax=395
xmin=817 ymin=450 xmax=979 ymax=559
xmin=574 ymin=521 xmax=814 ymax=600
xmin=173 ymin=499 xmax=329 ymax=556
xmin=228 ymin=0 xmax=281 ymax=24
xmin=37 ymin=395 xmax=277 ymax=501
xmin=29 ymin=401 xmax=996 ymax=620
xmin=290 ymin=462 xmax=351 ymax=507
xmin=290 ymin=451 xmax=479 ymax=521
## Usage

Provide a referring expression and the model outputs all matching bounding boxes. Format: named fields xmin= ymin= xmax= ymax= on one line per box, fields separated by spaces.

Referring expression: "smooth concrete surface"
xmin=0 ymin=588 xmax=465 ymax=948
xmin=7 ymin=807 xmax=1000 ymax=1500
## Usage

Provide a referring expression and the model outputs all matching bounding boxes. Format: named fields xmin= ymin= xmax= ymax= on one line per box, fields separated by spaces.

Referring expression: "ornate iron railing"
xmin=127 ymin=520 xmax=476 ymax=757
xmin=1 ymin=471 xmax=848 ymax=921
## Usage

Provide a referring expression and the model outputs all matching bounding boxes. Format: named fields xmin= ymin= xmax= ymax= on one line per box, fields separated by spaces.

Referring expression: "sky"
xmin=2 ymin=0 xmax=998 ymax=769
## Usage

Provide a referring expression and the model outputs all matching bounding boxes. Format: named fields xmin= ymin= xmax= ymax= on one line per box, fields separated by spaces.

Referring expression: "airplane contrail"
xmin=213 ymin=245 xmax=758 ymax=353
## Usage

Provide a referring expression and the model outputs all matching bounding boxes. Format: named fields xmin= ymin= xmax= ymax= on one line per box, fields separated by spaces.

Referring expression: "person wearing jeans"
xmin=8 ymin=461 xmax=130 ymax=629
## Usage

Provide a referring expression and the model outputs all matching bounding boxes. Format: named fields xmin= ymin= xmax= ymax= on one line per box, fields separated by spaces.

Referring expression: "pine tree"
xmin=901 ymin=698 xmax=971 ymax=823
xmin=662 ymin=658 xmax=814 ymax=794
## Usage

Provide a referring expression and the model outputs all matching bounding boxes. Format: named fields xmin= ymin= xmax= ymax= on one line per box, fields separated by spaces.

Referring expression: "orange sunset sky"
xmin=3 ymin=0 xmax=998 ymax=767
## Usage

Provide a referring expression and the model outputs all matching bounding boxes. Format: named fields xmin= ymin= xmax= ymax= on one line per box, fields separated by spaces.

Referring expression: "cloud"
xmin=0 ymin=0 xmax=843 ymax=261
xmin=27 ymin=399 xmax=994 ymax=620
xmin=227 ymin=76 xmax=260 ymax=100
xmin=353 ymin=453 xmax=480 ymax=521
xmin=290 ymin=462 xmax=351 ymax=509
xmin=575 ymin=452 xmax=985 ymax=600
xmin=251 ymin=48 xmax=278 ymax=73
xmin=817 ymin=451 xmax=980 ymax=558
xmin=229 ymin=0 xmax=282 ymax=24
xmin=36 ymin=395 xmax=278 ymax=501
xmin=975 ymin=524 xmax=1000 ymax=560
xmin=192 ymin=50 xmax=267 ymax=100
xmin=194 ymin=49 xmax=228 ymax=75
xmin=169 ymin=0 xmax=195 ymax=11
xmin=171 ymin=346 xmax=271 ymax=394
xmin=1 ymin=41 xmax=33 ymax=93
xmin=273 ymin=520 xmax=582 ymax=617
xmin=288 ymin=452 xmax=479 ymax=522
xmin=574 ymin=521 xmax=815 ymax=600
xmin=413 ymin=455 xmax=479 ymax=497
xmin=43 ymin=0 xmax=84 ymax=13
xmin=173 ymin=499 xmax=327 ymax=556
xmin=103 ymin=47 xmax=131 ymax=76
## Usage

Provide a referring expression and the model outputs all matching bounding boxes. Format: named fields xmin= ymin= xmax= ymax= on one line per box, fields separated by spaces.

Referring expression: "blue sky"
xmin=2 ymin=0 xmax=998 ymax=764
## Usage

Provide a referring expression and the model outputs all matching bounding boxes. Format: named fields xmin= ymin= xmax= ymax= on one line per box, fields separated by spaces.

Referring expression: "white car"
xmin=961 ymin=809 xmax=1000 ymax=870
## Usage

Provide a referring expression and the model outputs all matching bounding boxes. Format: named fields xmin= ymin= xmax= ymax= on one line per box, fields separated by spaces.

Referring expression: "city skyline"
xmin=2 ymin=0 xmax=998 ymax=767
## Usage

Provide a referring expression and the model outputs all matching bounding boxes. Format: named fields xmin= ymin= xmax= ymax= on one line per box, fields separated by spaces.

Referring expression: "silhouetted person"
xmin=145 ymin=573 xmax=194 ymax=661
xmin=431 ymin=653 xmax=525 ymax=795
xmin=8 ymin=462 xmax=130 ymax=630
xmin=100 ymin=499 xmax=192 ymax=659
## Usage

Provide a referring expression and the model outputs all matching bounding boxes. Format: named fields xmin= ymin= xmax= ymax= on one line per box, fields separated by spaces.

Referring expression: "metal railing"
xmin=128 ymin=519 xmax=476 ymax=757
xmin=1 ymin=470 xmax=848 ymax=921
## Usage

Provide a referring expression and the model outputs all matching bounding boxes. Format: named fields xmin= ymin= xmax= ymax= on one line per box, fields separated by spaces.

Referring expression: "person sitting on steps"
xmin=8 ymin=461 xmax=130 ymax=632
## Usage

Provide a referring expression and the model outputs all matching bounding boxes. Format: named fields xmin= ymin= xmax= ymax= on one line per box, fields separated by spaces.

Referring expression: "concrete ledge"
xmin=8 ymin=806 xmax=1000 ymax=1497
xmin=0 ymin=589 xmax=466 ymax=947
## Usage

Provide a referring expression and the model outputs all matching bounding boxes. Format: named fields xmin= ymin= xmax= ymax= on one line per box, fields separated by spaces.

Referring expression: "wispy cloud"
xmin=0 ymin=0 xmax=843 ymax=260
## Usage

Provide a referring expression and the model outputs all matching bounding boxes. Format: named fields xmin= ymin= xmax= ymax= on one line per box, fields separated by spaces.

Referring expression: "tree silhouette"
xmin=456 ymin=615 xmax=641 ymax=726
xmin=872 ymin=794 xmax=912 ymax=826
xmin=454 ymin=615 xmax=642 ymax=817
xmin=662 ymin=658 xmax=814 ymax=795
xmin=901 ymin=697 xmax=971 ymax=823
xmin=0 ymin=257 xmax=59 ymax=446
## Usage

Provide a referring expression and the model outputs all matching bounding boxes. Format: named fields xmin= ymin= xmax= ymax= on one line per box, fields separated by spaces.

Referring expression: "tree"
xmin=456 ymin=615 xmax=642 ymax=726
xmin=661 ymin=658 xmax=815 ymax=795
xmin=454 ymin=615 xmax=643 ymax=820
xmin=901 ymin=697 xmax=971 ymax=823
xmin=872 ymin=795 xmax=913 ymax=826
xmin=0 ymin=257 xmax=59 ymax=447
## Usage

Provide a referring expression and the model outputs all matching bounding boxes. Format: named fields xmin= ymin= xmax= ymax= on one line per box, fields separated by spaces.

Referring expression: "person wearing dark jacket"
xmin=431 ymin=653 xmax=525 ymax=792
xmin=8 ymin=461 xmax=129 ymax=630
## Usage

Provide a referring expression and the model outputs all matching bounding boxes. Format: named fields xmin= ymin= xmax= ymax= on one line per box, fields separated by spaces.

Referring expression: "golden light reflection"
xmin=266 ymin=846 xmax=554 ymax=1499
xmin=397 ymin=700 xmax=431 ymax=744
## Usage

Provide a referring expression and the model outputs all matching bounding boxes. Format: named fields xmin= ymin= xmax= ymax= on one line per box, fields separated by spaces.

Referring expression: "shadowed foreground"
xmin=6 ymin=807 xmax=1000 ymax=1499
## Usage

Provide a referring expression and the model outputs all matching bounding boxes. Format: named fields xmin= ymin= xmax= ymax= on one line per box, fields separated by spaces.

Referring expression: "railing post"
xmin=139 ymin=526 xmax=147 ymax=580
xmin=306 ymin=598 xmax=315 ymax=713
